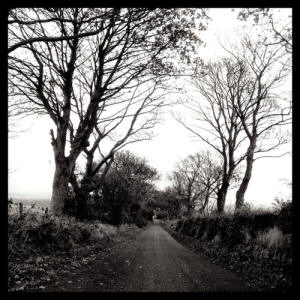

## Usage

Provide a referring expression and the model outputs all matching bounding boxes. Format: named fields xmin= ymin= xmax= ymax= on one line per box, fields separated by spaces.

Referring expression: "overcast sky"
xmin=8 ymin=8 xmax=292 ymax=209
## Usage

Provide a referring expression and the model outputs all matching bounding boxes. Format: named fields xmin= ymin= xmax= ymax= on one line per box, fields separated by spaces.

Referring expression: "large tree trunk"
xmin=75 ymin=188 xmax=89 ymax=220
xmin=74 ymin=152 xmax=95 ymax=219
xmin=217 ymin=180 xmax=230 ymax=213
xmin=75 ymin=154 xmax=114 ymax=219
xmin=235 ymin=141 xmax=256 ymax=210
xmin=50 ymin=162 xmax=72 ymax=215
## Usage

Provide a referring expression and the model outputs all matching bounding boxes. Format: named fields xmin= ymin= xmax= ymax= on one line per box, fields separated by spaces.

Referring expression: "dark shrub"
xmin=175 ymin=220 xmax=183 ymax=231
xmin=218 ymin=216 xmax=232 ymax=243
xmin=130 ymin=203 xmax=141 ymax=213
xmin=176 ymin=209 xmax=292 ymax=256
xmin=156 ymin=211 xmax=168 ymax=219
xmin=251 ymin=213 xmax=276 ymax=237
xmin=276 ymin=202 xmax=292 ymax=234
xmin=189 ymin=221 xmax=199 ymax=237
xmin=206 ymin=217 xmax=220 ymax=241
xmin=141 ymin=209 xmax=153 ymax=221
xmin=196 ymin=219 xmax=208 ymax=239
xmin=134 ymin=214 xmax=148 ymax=228
xmin=27 ymin=220 xmax=74 ymax=253
xmin=181 ymin=219 xmax=193 ymax=235
xmin=234 ymin=213 xmax=255 ymax=228
xmin=227 ymin=217 xmax=247 ymax=246
xmin=79 ymin=227 xmax=92 ymax=243
xmin=27 ymin=221 xmax=55 ymax=244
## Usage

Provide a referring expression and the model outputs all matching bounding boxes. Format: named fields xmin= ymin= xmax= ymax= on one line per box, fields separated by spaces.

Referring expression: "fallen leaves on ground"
xmin=8 ymin=224 xmax=143 ymax=292
xmin=8 ymin=240 xmax=113 ymax=292
xmin=162 ymin=223 xmax=292 ymax=292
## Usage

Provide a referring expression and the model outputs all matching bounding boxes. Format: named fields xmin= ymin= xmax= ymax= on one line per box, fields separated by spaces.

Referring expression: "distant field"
xmin=10 ymin=198 xmax=50 ymax=208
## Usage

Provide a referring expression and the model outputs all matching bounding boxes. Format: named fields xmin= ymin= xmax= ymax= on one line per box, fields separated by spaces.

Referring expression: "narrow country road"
xmin=105 ymin=221 xmax=249 ymax=292
xmin=41 ymin=221 xmax=250 ymax=292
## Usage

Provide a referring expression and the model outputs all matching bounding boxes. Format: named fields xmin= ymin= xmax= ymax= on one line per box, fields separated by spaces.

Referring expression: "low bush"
xmin=175 ymin=219 xmax=183 ymax=231
xmin=251 ymin=212 xmax=276 ymax=237
xmin=188 ymin=221 xmax=198 ymax=237
xmin=164 ymin=219 xmax=179 ymax=230
xmin=155 ymin=211 xmax=168 ymax=219
xmin=134 ymin=213 xmax=148 ymax=228
xmin=165 ymin=206 xmax=293 ymax=292
xmin=174 ymin=206 xmax=292 ymax=247
xmin=8 ymin=206 xmax=141 ymax=292
xmin=141 ymin=209 xmax=153 ymax=222
xmin=195 ymin=218 xmax=208 ymax=239
xmin=8 ymin=210 xmax=118 ymax=260
xmin=276 ymin=201 xmax=292 ymax=234
xmin=180 ymin=219 xmax=193 ymax=235
xmin=205 ymin=218 xmax=219 ymax=241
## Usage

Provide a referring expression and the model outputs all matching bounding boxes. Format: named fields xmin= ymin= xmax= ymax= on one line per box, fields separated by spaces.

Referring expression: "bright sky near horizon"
xmin=8 ymin=8 xmax=292 ymax=209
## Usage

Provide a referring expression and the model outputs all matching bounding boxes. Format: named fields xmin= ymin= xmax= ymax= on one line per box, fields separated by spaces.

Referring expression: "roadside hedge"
xmin=176 ymin=205 xmax=292 ymax=246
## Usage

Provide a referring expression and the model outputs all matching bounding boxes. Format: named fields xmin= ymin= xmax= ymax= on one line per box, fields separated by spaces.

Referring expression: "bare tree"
xmin=178 ymin=30 xmax=291 ymax=213
xmin=8 ymin=8 xmax=117 ymax=53
xmin=178 ymin=60 xmax=250 ymax=213
xmin=69 ymin=80 xmax=170 ymax=219
xmin=8 ymin=8 xmax=208 ymax=215
xmin=221 ymin=37 xmax=291 ymax=210
xmin=169 ymin=151 xmax=222 ymax=216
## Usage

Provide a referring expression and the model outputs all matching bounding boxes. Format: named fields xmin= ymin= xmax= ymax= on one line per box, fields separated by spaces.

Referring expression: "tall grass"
xmin=256 ymin=226 xmax=287 ymax=248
